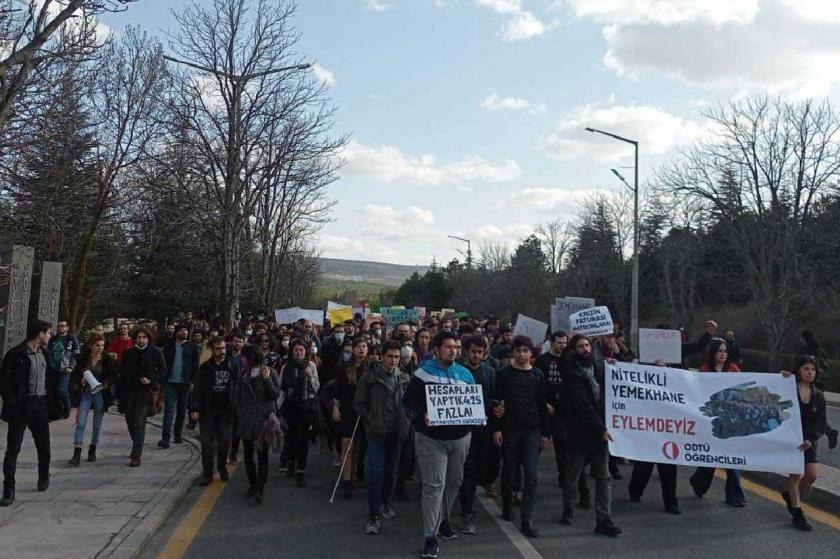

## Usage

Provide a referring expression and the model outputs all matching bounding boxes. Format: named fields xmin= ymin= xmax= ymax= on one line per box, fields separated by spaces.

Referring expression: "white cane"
xmin=329 ymin=416 xmax=361 ymax=503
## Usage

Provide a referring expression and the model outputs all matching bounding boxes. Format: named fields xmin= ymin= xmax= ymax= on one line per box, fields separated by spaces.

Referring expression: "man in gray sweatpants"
xmin=402 ymin=331 xmax=476 ymax=559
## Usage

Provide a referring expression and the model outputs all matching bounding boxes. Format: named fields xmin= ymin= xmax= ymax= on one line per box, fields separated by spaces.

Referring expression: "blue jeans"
xmin=690 ymin=467 xmax=745 ymax=504
xmin=162 ymin=383 xmax=190 ymax=441
xmin=501 ymin=429 xmax=541 ymax=522
xmin=74 ymin=391 xmax=104 ymax=447
xmin=366 ymin=432 xmax=401 ymax=518
xmin=58 ymin=371 xmax=71 ymax=411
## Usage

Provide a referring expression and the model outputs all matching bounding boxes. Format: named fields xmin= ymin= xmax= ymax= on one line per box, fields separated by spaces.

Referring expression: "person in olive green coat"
xmin=354 ymin=341 xmax=410 ymax=535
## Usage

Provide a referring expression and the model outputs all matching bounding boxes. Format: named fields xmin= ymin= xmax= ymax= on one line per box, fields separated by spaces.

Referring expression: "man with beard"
xmin=160 ymin=325 xmax=199 ymax=448
xmin=560 ymin=334 xmax=621 ymax=537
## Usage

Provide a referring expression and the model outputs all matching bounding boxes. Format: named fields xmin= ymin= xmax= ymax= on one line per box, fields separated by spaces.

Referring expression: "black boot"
xmin=791 ymin=507 xmax=813 ymax=531
xmin=560 ymin=508 xmax=574 ymax=525
xmin=0 ymin=489 xmax=14 ymax=507
xmin=88 ymin=445 xmax=97 ymax=463
xmin=68 ymin=447 xmax=82 ymax=467
xmin=37 ymin=476 xmax=49 ymax=492
xmin=521 ymin=520 xmax=540 ymax=538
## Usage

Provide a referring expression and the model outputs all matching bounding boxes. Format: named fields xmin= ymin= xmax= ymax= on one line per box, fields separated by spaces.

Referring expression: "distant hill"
xmin=318 ymin=258 xmax=428 ymax=287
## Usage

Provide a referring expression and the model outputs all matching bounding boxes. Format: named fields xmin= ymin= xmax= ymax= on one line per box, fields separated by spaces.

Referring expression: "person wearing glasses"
xmin=688 ymin=339 xmax=745 ymax=506
xmin=191 ymin=336 xmax=240 ymax=486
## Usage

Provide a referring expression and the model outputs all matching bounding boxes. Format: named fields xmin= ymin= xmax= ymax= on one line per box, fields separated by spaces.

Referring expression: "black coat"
xmin=118 ymin=345 xmax=166 ymax=401
xmin=0 ymin=342 xmax=60 ymax=422
xmin=802 ymin=386 xmax=828 ymax=445
xmin=162 ymin=340 xmax=200 ymax=384
xmin=192 ymin=357 xmax=240 ymax=417
xmin=561 ymin=358 xmax=607 ymax=451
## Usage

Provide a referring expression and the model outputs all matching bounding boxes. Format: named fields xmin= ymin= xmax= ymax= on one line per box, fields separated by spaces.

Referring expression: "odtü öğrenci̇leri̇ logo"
xmin=699 ymin=381 xmax=793 ymax=439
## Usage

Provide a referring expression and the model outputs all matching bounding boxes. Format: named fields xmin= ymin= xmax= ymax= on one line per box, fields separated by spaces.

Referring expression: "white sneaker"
xmin=365 ymin=516 xmax=381 ymax=535
xmin=381 ymin=503 xmax=396 ymax=520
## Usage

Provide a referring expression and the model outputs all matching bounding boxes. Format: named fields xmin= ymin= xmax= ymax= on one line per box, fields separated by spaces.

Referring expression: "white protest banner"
xmin=297 ymin=309 xmax=324 ymax=326
xmin=551 ymin=297 xmax=595 ymax=333
xmin=274 ymin=307 xmax=300 ymax=324
xmin=606 ymin=361 xmax=804 ymax=475
xmin=569 ymin=306 xmax=613 ymax=336
xmin=425 ymin=384 xmax=486 ymax=426
xmin=513 ymin=314 xmax=549 ymax=345
xmin=639 ymin=328 xmax=683 ymax=364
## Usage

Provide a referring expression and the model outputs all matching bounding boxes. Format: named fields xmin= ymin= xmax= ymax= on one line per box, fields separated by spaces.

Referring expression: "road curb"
xmin=743 ymin=466 xmax=840 ymax=519
xmin=97 ymin=413 xmax=202 ymax=559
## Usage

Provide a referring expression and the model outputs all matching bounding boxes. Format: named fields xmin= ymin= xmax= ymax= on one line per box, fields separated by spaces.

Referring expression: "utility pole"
xmin=447 ymin=235 xmax=472 ymax=270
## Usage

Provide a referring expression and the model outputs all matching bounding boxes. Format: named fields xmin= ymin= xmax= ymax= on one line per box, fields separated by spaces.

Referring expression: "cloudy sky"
xmin=104 ymin=0 xmax=840 ymax=265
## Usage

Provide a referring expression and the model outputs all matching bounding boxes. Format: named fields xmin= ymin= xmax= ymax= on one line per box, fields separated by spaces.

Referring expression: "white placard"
xmin=297 ymin=309 xmax=324 ymax=326
xmin=569 ymin=306 xmax=614 ymax=336
xmin=551 ymin=297 xmax=595 ymax=333
xmin=606 ymin=361 xmax=804 ymax=475
xmin=275 ymin=307 xmax=300 ymax=324
xmin=425 ymin=384 xmax=486 ymax=426
xmin=513 ymin=314 xmax=549 ymax=345
xmin=639 ymin=328 xmax=683 ymax=364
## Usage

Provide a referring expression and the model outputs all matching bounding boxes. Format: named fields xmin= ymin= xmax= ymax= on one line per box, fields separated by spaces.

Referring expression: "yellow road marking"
xmin=157 ymin=465 xmax=238 ymax=559
xmin=715 ymin=469 xmax=840 ymax=530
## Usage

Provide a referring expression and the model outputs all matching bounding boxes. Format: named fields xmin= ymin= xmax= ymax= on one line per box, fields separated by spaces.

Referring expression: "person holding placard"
xmin=779 ymin=355 xmax=827 ymax=531
xmin=559 ymin=335 xmax=622 ymax=537
xmin=493 ymin=336 xmax=550 ymax=538
xmin=402 ymin=331 xmax=475 ymax=559
xmin=68 ymin=333 xmax=116 ymax=466
xmin=688 ymin=339 xmax=746 ymax=507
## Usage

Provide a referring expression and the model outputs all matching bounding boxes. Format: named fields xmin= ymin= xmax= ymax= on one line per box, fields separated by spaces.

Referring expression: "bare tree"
xmin=0 ymin=0 xmax=138 ymax=132
xmin=534 ymin=219 xmax=573 ymax=274
xmin=659 ymin=95 xmax=840 ymax=368
xmin=476 ymin=240 xmax=510 ymax=272
xmin=65 ymin=27 xmax=168 ymax=330
xmin=168 ymin=0 xmax=335 ymax=326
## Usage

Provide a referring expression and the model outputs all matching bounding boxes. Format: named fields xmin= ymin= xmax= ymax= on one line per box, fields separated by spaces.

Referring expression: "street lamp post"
xmin=585 ymin=127 xmax=639 ymax=357
xmin=447 ymin=235 xmax=472 ymax=269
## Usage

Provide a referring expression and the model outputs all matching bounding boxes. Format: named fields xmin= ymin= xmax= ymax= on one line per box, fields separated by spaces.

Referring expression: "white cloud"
xmin=568 ymin=0 xmax=840 ymax=96
xmin=475 ymin=0 xmax=551 ymax=41
xmin=342 ymin=139 xmax=521 ymax=185
xmin=481 ymin=93 xmax=547 ymax=114
xmin=502 ymin=186 xmax=611 ymax=213
xmin=358 ymin=204 xmax=437 ymax=240
xmin=539 ymin=102 xmax=708 ymax=162
xmin=311 ymin=63 xmax=336 ymax=88
xmin=365 ymin=0 xmax=392 ymax=10
xmin=463 ymin=223 xmax=535 ymax=242
xmin=563 ymin=0 xmax=759 ymax=25
xmin=319 ymin=234 xmax=365 ymax=253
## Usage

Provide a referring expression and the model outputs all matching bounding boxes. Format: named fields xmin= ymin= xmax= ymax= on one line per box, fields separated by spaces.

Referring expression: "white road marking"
xmin=477 ymin=494 xmax=545 ymax=559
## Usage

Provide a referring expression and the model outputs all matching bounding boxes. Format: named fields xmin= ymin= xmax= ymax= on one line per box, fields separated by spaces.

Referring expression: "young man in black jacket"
xmin=160 ymin=325 xmax=200 ymax=448
xmin=492 ymin=335 xmax=550 ymax=538
xmin=560 ymin=334 xmax=621 ymax=537
xmin=0 ymin=320 xmax=54 ymax=506
xmin=119 ymin=328 xmax=166 ymax=467
xmin=191 ymin=336 xmax=239 ymax=486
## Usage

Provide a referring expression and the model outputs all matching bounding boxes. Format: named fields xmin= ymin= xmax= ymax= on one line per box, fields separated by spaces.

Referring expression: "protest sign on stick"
xmin=639 ymin=328 xmax=682 ymax=364
xmin=513 ymin=314 xmax=549 ymax=345
xmin=551 ymin=297 xmax=595 ymax=333
xmin=569 ymin=306 xmax=614 ymax=336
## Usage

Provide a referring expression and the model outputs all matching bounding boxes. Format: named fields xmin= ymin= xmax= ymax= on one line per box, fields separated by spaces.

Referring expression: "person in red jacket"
xmin=689 ymin=339 xmax=745 ymax=505
xmin=107 ymin=322 xmax=134 ymax=366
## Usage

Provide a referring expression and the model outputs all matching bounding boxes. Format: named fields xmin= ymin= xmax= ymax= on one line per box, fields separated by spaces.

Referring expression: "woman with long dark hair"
xmin=281 ymin=339 xmax=320 ymax=487
xmin=781 ymin=355 xmax=827 ymax=531
xmin=332 ymin=337 xmax=368 ymax=499
xmin=68 ymin=333 xmax=116 ymax=466
xmin=689 ymin=339 xmax=746 ymax=506
xmin=414 ymin=328 xmax=434 ymax=365
xmin=234 ymin=345 xmax=280 ymax=504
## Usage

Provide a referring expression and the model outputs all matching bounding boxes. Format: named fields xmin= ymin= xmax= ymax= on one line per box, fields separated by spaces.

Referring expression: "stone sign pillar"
xmin=38 ymin=261 xmax=63 ymax=332
xmin=0 ymin=245 xmax=35 ymax=356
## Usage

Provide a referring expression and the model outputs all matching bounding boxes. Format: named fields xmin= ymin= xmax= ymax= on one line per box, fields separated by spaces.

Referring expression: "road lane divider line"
xmin=477 ymin=494 xmax=545 ymax=559
xmin=715 ymin=469 xmax=840 ymax=531
xmin=157 ymin=465 xmax=238 ymax=559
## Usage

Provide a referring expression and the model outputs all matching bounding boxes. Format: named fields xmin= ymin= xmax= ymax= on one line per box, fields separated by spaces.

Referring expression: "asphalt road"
xmin=143 ymin=438 xmax=840 ymax=559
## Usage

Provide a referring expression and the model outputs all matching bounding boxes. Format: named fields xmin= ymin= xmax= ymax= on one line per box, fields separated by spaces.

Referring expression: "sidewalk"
xmin=0 ymin=410 xmax=200 ymax=559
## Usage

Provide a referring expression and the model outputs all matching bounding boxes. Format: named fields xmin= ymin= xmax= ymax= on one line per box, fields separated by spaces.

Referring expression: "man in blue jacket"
xmin=402 ymin=331 xmax=475 ymax=559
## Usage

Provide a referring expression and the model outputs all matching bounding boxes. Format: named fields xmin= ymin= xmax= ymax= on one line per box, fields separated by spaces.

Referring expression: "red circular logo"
xmin=662 ymin=442 xmax=680 ymax=460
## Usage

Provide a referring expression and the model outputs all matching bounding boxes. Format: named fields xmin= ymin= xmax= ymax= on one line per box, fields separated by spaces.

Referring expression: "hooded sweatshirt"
xmin=402 ymin=359 xmax=475 ymax=441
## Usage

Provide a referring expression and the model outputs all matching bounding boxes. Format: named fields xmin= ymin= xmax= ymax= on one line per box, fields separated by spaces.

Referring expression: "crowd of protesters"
xmin=0 ymin=311 xmax=835 ymax=558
